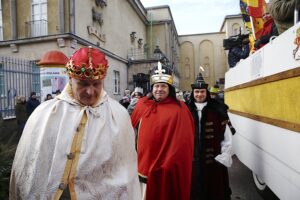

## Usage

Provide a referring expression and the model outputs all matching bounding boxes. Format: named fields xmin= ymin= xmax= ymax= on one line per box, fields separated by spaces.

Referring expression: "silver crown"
xmin=150 ymin=62 xmax=173 ymax=85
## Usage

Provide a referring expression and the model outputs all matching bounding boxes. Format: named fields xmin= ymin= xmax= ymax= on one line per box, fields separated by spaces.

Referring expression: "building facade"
xmin=0 ymin=0 xmax=244 ymax=117
xmin=0 ymin=0 xmax=149 ymax=117
xmin=127 ymin=5 xmax=180 ymax=92
xmin=179 ymin=14 xmax=245 ymax=92
xmin=179 ymin=32 xmax=227 ymax=91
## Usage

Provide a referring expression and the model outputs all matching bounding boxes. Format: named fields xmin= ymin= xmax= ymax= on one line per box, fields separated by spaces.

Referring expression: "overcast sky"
xmin=140 ymin=0 xmax=241 ymax=35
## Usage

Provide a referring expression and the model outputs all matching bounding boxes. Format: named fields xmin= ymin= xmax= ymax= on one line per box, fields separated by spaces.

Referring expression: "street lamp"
xmin=153 ymin=45 xmax=173 ymax=71
xmin=153 ymin=45 xmax=163 ymax=59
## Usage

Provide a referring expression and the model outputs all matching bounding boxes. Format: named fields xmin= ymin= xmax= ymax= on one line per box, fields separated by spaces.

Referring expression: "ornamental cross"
xmin=155 ymin=62 xmax=166 ymax=75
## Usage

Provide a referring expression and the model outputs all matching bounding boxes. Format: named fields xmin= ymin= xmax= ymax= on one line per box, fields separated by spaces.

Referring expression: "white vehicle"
xmin=224 ymin=22 xmax=300 ymax=200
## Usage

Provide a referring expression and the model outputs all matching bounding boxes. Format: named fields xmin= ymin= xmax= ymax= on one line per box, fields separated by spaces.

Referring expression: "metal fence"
xmin=0 ymin=56 xmax=40 ymax=119
xmin=127 ymin=47 xmax=151 ymax=60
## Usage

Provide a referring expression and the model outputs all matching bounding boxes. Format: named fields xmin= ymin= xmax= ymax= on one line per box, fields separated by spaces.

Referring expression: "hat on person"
xmin=209 ymin=84 xmax=220 ymax=94
xmin=150 ymin=62 xmax=173 ymax=85
xmin=30 ymin=91 xmax=37 ymax=97
xmin=191 ymin=73 xmax=208 ymax=89
xmin=134 ymin=87 xmax=143 ymax=94
xmin=66 ymin=46 xmax=108 ymax=80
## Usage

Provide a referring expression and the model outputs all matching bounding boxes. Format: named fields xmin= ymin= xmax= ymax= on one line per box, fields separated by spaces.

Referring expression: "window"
xmin=0 ymin=1 xmax=3 ymax=40
xmin=113 ymin=70 xmax=120 ymax=94
xmin=31 ymin=0 xmax=47 ymax=36
xmin=31 ymin=62 xmax=40 ymax=95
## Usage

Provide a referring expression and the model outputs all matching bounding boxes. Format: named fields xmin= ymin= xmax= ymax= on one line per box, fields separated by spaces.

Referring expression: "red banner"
xmin=247 ymin=0 xmax=266 ymax=18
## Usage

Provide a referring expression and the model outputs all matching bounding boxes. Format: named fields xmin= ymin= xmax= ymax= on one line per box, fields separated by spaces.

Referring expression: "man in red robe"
xmin=131 ymin=62 xmax=195 ymax=200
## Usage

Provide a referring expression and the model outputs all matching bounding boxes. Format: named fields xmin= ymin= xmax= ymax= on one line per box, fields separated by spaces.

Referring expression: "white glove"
xmin=215 ymin=126 xmax=233 ymax=167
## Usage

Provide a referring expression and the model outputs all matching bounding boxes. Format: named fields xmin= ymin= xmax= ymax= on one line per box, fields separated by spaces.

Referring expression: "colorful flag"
xmin=240 ymin=0 xmax=266 ymax=50
xmin=247 ymin=0 xmax=265 ymax=18
xmin=247 ymin=0 xmax=266 ymax=39
xmin=240 ymin=0 xmax=256 ymax=50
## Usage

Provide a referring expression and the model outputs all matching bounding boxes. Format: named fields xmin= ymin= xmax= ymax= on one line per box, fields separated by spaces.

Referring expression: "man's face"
xmin=70 ymin=78 xmax=103 ymax=106
xmin=193 ymin=88 xmax=207 ymax=103
xmin=152 ymin=82 xmax=169 ymax=102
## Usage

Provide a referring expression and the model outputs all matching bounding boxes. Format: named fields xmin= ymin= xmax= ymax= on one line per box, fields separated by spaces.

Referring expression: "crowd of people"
xmin=14 ymin=90 xmax=63 ymax=134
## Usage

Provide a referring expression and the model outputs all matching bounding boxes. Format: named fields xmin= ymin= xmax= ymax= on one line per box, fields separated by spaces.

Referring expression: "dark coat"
xmin=26 ymin=97 xmax=40 ymax=116
xmin=15 ymin=102 xmax=27 ymax=125
xmin=187 ymin=99 xmax=231 ymax=200
xmin=228 ymin=44 xmax=249 ymax=68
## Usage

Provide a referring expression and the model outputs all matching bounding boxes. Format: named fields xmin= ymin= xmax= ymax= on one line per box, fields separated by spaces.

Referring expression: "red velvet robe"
xmin=131 ymin=96 xmax=195 ymax=200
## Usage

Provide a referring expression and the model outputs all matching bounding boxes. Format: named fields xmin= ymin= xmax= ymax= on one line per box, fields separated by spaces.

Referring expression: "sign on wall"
xmin=40 ymin=67 xmax=68 ymax=102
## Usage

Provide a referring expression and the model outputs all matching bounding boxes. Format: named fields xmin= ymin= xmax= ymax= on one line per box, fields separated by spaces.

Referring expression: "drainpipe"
xmin=165 ymin=22 xmax=168 ymax=58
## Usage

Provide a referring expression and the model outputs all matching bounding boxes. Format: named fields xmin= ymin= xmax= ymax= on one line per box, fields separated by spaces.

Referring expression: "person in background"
xmin=15 ymin=96 xmax=28 ymax=133
xmin=10 ymin=47 xmax=141 ymax=199
xmin=55 ymin=89 xmax=61 ymax=96
xmin=130 ymin=62 xmax=195 ymax=200
xmin=187 ymin=73 xmax=233 ymax=200
xmin=254 ymin=5 xmax=279 ymax=50
xmin=45 ymin=93 xmax=53 ymax=101
xmin=26 ymin=91 xmax=40 ymax=117
xmin=228 ymin=38 xmax=250 ymax=68
xmin=209 ymin=84 xmax=220 ymax=100
xmin=120 ymin=89 xmax=131 ymax=108
xmin=127 ymin=87 xmax=143 ymax=115
xmin=183 ymin=91 xmax=191 ymax=102
xmin=269 ymin=0 xmax=295 ymax=34
xmin=176 ymin=89 xmax=185 ymax=102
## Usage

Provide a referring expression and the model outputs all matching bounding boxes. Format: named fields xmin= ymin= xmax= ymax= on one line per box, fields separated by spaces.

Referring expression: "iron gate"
xmin=0 ymin=56 xmax=40 ymax=119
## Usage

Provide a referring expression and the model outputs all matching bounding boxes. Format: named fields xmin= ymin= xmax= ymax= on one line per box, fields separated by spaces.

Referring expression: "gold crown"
xmin=150 ymin=62 xmax=173 ymax=85
xmin=66 ymin=60 xmax=107 ymax=80
xmin=66 ymin=47 xmax=108 ymax=80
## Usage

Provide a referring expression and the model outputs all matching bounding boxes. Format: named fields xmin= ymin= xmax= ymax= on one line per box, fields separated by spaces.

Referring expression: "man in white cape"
xmin=10 ymin=47 xmax=141 ymax=200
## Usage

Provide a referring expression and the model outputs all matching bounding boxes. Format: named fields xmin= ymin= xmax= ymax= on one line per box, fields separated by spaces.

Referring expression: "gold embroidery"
xmin=205 ymin=128 xmax=214 ymax=133
xmin=205 ymin=135 xmax=214 ymax=139
xmin=54 ymin=112 xmax=88 ymax=200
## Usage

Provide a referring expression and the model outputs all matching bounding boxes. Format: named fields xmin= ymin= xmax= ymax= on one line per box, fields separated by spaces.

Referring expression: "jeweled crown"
xmin=66 ymin=47 xmax=108 ymax=80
